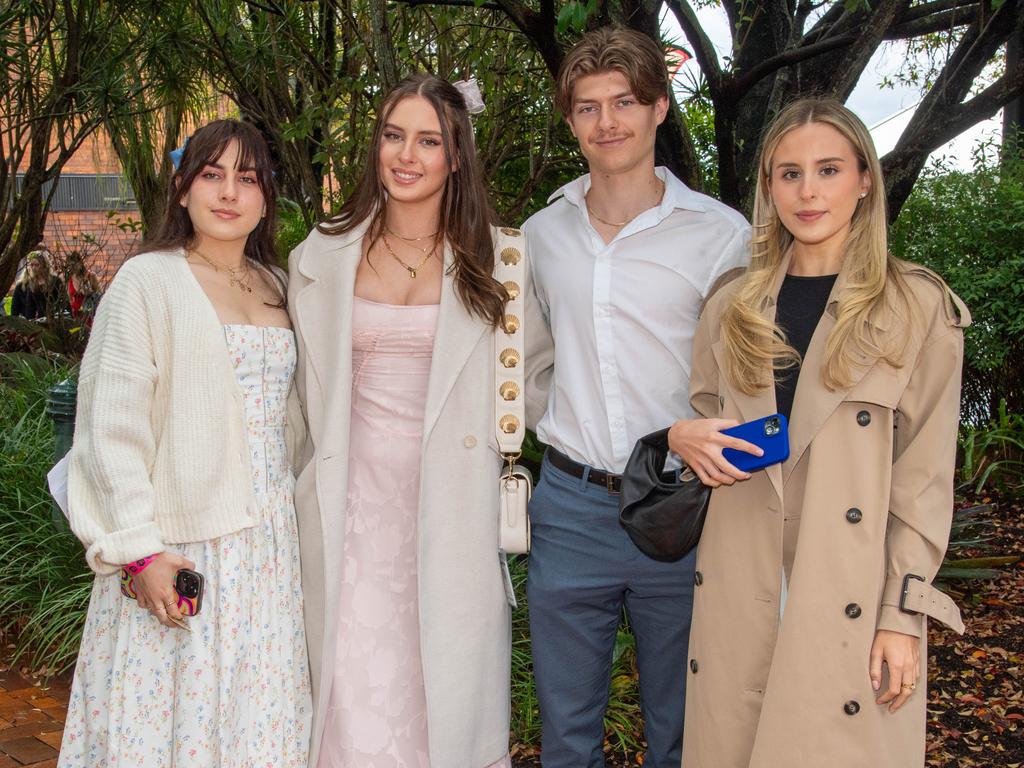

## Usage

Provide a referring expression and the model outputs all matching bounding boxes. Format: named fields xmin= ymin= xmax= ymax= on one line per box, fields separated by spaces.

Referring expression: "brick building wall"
xmin=43 ymin=210 xmax=142 ymax=285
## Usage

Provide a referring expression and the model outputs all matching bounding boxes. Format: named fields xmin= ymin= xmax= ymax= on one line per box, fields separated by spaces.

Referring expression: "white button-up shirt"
xmin=524 ymin=167 xmax=750 ymax=473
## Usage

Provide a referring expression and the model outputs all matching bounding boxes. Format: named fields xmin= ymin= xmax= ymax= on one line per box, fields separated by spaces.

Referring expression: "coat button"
xmin=845 ymin=507 xmax=863 ymax=524
xmin=463 ymin=435 xmax=477 ymax=448
xmin=690 ymin=659 xmax=699 ymax=673
xmin=845 ymin=603 xmax=862 ymax=619
xmin=856 ymin=410 xmax=871 ymax=426
xmin=844 ymin=700 xmax=860 ymax=715
xmin=694 ymin=571 xmax=704 ymax=586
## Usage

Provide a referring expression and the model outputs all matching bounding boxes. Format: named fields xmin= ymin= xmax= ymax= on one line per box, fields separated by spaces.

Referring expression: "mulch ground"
xmin=2 ymin=496 xmax=1020 ymax=768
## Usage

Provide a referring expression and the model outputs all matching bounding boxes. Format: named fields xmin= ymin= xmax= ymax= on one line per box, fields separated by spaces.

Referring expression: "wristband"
xmin=123 ymin=554 xmax=158 ymax=575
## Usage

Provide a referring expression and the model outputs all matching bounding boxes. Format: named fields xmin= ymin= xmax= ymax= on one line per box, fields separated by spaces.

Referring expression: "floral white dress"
xmin=59 ymin=325 xmax=311 ymax=768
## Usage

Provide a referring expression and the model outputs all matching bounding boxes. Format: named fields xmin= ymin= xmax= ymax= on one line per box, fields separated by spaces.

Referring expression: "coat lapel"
xmin=422 ymin=244 xmax=488 ymax=445
xmin=292 ymin=223 xmax=365 ymax=411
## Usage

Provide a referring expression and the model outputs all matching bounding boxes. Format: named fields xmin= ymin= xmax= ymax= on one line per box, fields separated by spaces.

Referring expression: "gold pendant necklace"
xmin=189 ymin=249 xmax=254 ymax=294
xmin=382 ymin=234 xmax=434 ymax=279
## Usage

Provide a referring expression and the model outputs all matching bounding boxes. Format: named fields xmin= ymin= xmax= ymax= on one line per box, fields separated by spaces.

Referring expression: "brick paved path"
xmin=0 ymin=663 xmax=70 ymax=767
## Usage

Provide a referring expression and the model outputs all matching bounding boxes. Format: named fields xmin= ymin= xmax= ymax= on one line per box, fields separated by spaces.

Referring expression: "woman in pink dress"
xmin=289 ymin=74 xmax=531 ymax=767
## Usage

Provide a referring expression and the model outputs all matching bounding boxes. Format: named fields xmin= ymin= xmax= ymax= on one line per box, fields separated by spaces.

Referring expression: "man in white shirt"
xmin=523 ymin=26 xmax=750 ymax=767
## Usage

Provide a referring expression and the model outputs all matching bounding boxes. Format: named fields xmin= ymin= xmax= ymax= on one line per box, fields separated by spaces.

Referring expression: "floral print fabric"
xmin=59 ymin=325 xmax=311 ymax=768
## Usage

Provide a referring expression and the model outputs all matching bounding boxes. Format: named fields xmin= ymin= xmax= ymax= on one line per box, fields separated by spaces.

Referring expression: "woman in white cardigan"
xmin=60 ymin=120 xmax=311 ymax=767
xmin=290 ymin=73 xmax=548 ymax=767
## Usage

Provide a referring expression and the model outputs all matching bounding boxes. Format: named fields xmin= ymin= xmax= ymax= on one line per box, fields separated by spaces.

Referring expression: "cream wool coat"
xmin=682 ymin=254 xmax=970 ymax=768
xmin=288 ymin=222 xmax=551 ymax=768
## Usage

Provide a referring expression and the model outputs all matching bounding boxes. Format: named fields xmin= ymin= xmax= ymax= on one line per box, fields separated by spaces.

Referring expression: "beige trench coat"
xmin=288 ymin=223 xmax=548 ymax=767
xmin=682 ymin=253 xmax=970 ymax=768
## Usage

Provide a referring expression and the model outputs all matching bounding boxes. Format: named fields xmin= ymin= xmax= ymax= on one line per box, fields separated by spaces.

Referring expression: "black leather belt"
xmin=547 ymin=448 xmax=677 ymax=495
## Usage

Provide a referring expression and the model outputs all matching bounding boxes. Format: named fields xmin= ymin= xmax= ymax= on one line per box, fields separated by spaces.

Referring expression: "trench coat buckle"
xmin=899 ymin=573 xmax=926 ymax=615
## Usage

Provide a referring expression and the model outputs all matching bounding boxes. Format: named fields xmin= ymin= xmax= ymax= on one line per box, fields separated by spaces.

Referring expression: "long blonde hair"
xmin=720 ymin=98 xmax=909 ymax=394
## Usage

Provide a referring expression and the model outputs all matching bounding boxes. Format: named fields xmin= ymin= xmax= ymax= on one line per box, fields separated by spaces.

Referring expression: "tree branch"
xmin=825 ymin=0 xmax=904 ymax=99
xmin=663 ymin=0 xmax=723 ymax=97
xmin=730 ymin=33 xmax=851 ymax=97
xmin=392 ymin=0 xmax=500 ymax=10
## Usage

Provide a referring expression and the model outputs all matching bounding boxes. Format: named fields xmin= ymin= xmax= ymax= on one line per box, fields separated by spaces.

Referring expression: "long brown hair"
xmin=319 ymin=73 xmax=507 ymax=326
xmin=720 ymin=98 xmax=911 ymax=393
xmin=141 ymin=119 xmax=283 ymax=300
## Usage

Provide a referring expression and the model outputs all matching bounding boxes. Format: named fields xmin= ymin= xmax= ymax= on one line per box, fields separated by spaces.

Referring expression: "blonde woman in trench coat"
xmin=669 ymin=99 xmax=970 ymax=768
xmin=288 ymin=74 xmax=550 ymax=767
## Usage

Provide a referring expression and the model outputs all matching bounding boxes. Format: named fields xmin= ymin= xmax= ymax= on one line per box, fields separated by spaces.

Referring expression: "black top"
xmin=11 ymin=278 xmax=62 ymax=320
xmin=774 ymin=273 xmax=838 ymax=422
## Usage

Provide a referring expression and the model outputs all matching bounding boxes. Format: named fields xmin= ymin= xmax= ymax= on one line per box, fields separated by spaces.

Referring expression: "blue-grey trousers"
xmin=527 ymin=451 xmax=697 ymax=768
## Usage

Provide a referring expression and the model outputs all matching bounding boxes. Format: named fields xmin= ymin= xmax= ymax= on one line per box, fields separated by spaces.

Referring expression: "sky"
xmin=662 ymin=5 xmax=1003 ymax=171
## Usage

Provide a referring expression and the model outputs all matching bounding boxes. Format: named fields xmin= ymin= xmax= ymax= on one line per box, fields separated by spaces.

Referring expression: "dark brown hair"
xmin=556 ymin=26 xmax=669 ymax=118
xmin=141 ymin=119 xmax=283 ymax=300
xmin=319 ymin=73 xmax=507 ymax=326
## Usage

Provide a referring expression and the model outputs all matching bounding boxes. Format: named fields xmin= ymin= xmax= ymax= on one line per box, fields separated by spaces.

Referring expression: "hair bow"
xmin=452 ymin=77 xmax=485 ymax=115
xmin=169 ymin=136 xmax=190 ymax=170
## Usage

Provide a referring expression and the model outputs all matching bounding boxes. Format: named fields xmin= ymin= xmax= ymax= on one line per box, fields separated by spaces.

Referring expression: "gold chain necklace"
xmin=189 ymin=249 xmax=253 ymax=294
xmin=585 ymin=204 xmax=629 ymax=228
xmin=585 ymin=179 xmax=666 ymax=228
xmin=385 ymin=224 xmax=439 ymax=246
xmin=382 ymin=234 xmax=435 ymax=279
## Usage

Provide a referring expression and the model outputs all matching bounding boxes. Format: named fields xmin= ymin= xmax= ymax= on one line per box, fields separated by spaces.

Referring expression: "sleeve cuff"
xmin=876 ymin=604 xmax=925 ymax=638
xmin=85 ymin=522 xmax=165 ymax=575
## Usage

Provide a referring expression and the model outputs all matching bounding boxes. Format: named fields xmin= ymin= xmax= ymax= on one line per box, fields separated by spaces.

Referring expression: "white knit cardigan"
xmin=67 ymin=249 xmax=305 ymax=574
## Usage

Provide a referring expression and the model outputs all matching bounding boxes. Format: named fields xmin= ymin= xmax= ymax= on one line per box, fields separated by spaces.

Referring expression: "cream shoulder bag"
xmin=493 ymin=227 xmax=532 ymax=555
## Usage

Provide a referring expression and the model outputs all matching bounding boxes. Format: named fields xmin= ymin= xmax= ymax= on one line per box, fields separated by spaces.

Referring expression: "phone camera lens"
xmin=764 ymin=417 xmax=780 ymax=437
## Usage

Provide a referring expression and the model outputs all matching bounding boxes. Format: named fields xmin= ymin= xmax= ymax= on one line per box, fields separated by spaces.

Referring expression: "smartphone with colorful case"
xmin=720 ymin=413 xmax=790 ymax=473
xmin=120 ymin=566 xmax=205 ymax=616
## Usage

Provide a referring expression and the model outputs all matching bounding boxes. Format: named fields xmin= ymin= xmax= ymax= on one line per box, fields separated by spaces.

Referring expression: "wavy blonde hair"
xmin=720 ymin=98 xmax=910 ymax=394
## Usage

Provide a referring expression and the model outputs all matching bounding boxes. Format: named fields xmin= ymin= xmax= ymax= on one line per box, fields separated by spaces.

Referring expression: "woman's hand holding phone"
xmin=667 ymin=418 xmax=764 ymax=487
xmin=133 ymin=552 xmax=195 ymax=628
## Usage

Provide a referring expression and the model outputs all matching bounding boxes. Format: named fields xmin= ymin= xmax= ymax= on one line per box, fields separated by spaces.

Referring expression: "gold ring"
xmin=901 ymin=682 xmax=916 ymax=691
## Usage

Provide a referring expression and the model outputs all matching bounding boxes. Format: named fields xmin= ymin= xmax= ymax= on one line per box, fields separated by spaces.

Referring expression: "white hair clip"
xmin=452 ymin=77 xmax=485 ymax=115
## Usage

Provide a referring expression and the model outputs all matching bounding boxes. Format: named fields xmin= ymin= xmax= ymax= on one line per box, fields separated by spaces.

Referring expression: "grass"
xmin=0 ymin=358 xmax=92 ymax=675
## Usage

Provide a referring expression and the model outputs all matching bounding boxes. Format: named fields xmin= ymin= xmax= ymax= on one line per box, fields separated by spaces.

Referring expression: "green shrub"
xmin=890 ymin=144 xmax=1024 ymax=424
xmin=0 ymin=358 xmax=91 ymax=674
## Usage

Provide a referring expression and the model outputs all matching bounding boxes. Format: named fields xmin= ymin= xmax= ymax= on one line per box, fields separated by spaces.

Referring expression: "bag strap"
xmin=493 ymin=227 xmax=526 ymax=472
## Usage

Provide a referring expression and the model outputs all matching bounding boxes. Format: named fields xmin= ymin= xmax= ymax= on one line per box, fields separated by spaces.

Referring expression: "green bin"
xmin=46 ymin=377 xmax=77 ymax=529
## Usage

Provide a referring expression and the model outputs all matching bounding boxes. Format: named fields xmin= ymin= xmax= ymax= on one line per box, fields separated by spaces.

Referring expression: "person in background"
xmin=522 ymin=26 xmax=750 ymax=768
xmin=60 ymin=119 xmax=311 ymax=768
xmin=11 ymin=250 xmax=62 ymax=319
xmin=671 ymin=98 xmax=969 ymax=768
xmin=65 ymin=250 xmax=101 ymax=319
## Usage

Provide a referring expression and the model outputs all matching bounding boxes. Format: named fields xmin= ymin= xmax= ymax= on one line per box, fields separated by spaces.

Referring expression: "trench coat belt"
xmin=900 ymin=576 xmax=966 ymax=635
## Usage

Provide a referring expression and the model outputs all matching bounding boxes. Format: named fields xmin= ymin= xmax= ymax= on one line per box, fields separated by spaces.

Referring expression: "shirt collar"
xmin=548 ymin=166 xmax=707 ymax=215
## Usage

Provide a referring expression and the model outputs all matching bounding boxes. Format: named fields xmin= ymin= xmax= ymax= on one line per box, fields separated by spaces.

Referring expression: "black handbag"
xmin=618 ymin=428 xmax=711 ymax=562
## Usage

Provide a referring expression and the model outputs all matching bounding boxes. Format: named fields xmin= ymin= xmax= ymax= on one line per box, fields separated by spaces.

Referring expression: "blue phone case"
xmin=720 ymin=414 xmax=790 ymax=473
